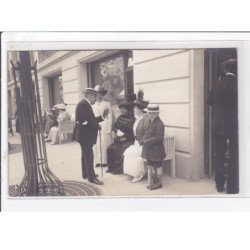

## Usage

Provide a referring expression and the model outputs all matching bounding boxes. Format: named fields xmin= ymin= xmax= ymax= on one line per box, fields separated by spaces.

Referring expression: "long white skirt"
xmin=47 ymin=126 xmax=61 ymax=144
xmin=93 ymin=132 xmax=112 ymax=165
xmin=123 ymin=141 xmax=145 ymax=178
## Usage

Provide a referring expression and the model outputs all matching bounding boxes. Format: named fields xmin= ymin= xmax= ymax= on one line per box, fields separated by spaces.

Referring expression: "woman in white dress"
xmin=92 ymin=85 xmax=112 ymax=167
xmin=47 ymin=103 xmax=71 ymax=145
xmin=123 ymin=90 xmax=150 ymax=182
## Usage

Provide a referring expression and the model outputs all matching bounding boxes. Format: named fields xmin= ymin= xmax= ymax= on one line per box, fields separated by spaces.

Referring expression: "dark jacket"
xmin=207 ymin=73 xmax=238 ymax=135
xmin=113 ymin=113 xmax=135 ymax=143
xmin=140 ymin=116 xmax=166 ymax=162
xmin=72 ymin=99 xmax=103 ymax=145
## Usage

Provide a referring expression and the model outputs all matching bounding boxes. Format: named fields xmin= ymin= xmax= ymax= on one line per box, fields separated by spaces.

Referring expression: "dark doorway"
xmin=204 ymin=48 xmax=238 ymax=177
xmin=48 ymin=74 xmax=63 ymax=108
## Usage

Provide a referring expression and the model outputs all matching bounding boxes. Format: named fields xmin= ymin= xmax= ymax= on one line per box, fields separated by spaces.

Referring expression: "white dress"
xmin=48 ymin=110 xmax=71 ymax=144
xmin=123 ymin=115 xmax=145 ymax=178
xmin=92 ymin=100 xmax=113 ymax=165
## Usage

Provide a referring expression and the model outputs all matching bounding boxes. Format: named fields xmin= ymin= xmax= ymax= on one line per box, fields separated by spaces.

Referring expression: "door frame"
xmin=204 ymin=48 xmax=237 ymax=178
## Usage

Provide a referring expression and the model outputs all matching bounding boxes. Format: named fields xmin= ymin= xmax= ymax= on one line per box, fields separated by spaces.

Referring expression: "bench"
xmin=58 ymin=121 xmax=75 ymax=144
xmin=163 ymin=135 xmax=176 ymax=177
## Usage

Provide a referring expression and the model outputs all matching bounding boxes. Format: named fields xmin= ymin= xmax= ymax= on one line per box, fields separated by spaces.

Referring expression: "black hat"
xmin=126 ymin=93 xmax=136 ymax=102
xmin=134 ymin=89 xmax=149 ymax=110
xmin=119 ymin=101 xmax=135 ymax=110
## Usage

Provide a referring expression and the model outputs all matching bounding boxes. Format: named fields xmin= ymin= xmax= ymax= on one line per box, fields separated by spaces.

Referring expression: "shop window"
xmin=88 ymin=51 xmax=134 ymax=107
xmin=124 ymin=50 xmax=134 ymax=98
xmin=48 ymin=75 xmax=63 ymax=108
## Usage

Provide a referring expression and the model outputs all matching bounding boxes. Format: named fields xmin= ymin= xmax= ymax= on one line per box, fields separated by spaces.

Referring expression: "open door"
xmin=204 ymin=48 xmax=237 ymax=177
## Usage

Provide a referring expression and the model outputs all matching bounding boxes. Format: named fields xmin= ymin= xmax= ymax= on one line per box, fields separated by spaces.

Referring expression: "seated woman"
xmin=106 ymin=101 xmax=135 ymax=174
xmin=47 ymin=103 xmax=71 ymax=145
xmin=44 ymin=109 xmax=58 ymax=138
xmin=123 ymin=90 xmax=150 ymax=182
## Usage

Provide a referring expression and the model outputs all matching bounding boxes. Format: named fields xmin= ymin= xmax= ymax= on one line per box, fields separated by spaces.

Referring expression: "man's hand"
xmin=103 ymin=107 xmax=110 ymax=118
xmin=98 ymin=125 xmax=102 ymax=130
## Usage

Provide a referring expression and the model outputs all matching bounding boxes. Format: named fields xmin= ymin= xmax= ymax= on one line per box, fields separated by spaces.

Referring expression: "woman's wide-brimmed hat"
xmin=119 ymin=101 xmax=135 ymax=110
xmin=146 ymin=104 xmax=160 ymax=113
xmin=94 ymin=85 xmax=108 ymax=95
xmin=54 ymin=103 xmax=67 ymax=110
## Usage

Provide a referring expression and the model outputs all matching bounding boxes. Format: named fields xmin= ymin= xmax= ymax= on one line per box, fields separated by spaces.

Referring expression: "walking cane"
xmin=99 ymin=130 xmax=104 ymax=178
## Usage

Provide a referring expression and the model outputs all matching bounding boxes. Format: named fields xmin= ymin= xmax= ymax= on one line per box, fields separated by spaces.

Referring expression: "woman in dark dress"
xmin=106 ymin=101 xmax=135 ymax=174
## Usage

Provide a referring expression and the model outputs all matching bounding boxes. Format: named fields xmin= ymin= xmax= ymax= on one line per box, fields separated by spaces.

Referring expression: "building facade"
xmin=7 ymin=49 xmax=237 ymax=181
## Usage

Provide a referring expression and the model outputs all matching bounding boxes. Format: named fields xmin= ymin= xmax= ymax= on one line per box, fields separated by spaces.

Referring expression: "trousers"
xmin=80 ymin=143 xmax=95 ymax=182
xmin=214 ymin=133 xmax=239 ymax=194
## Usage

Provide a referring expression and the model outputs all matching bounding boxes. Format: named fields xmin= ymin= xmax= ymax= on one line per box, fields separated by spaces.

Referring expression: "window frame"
xmin=87 ymin=50 xmax=134 ymax=101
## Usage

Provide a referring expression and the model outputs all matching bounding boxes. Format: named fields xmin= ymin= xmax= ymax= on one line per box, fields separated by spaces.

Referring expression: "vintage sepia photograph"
xmin=6 ymin=47 xmax=239 ymax=197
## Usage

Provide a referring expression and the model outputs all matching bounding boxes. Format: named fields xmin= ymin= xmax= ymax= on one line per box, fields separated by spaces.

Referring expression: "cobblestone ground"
xmin=8 ymin=133 xmax=219 ymax=196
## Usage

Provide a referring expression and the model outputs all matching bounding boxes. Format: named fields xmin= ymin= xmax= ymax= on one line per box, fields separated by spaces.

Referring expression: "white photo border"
xmin=1 ymin=32 xmax=250 ymax=211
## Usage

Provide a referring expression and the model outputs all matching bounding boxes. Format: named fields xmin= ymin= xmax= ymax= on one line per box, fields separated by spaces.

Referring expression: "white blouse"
xmin=133 ymin=114 xmax=144 ymax=136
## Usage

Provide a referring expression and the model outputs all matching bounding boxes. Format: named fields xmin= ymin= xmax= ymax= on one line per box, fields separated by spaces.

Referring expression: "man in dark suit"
xmin=73 ymin=88 xmax=109 ymax=185
xmin=208 ymin=59 xmax=238 ymax=194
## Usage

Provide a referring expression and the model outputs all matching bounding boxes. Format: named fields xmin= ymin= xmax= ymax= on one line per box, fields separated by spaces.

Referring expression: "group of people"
xmin=72 ymin=58 xmax=239 ymax=194
xmin=9 ymin=58 xmax=238 ymax=194
xmin=72 ymin=86 xmax=166 ymax=190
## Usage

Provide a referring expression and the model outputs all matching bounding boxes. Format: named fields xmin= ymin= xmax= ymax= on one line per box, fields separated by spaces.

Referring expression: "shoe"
xmin=149 ymin=183 xmax=162 ymax=190
xmin=90 ymin=178 xmax=104 ymax=185
xmin=147 ymin=185 xmax=152 ymax=189
xmin=216 ymin=187 xmax=225 ymax=193
xmin=132 ymin=177 xmax=139 ymax=183
xmin=83 ymin=174 xmax=98 ymax=180
xmin=227 ymin=189 xmax=239 ymax=194
xmin=138 ymin=174 xmax=144 ymax=181
xmin=132 ymin=175 xmax=144 ymax=183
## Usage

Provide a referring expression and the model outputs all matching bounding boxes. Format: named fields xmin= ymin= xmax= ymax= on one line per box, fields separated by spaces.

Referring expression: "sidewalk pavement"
xmin=8 ymin=133 xmax=218 ymax=196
